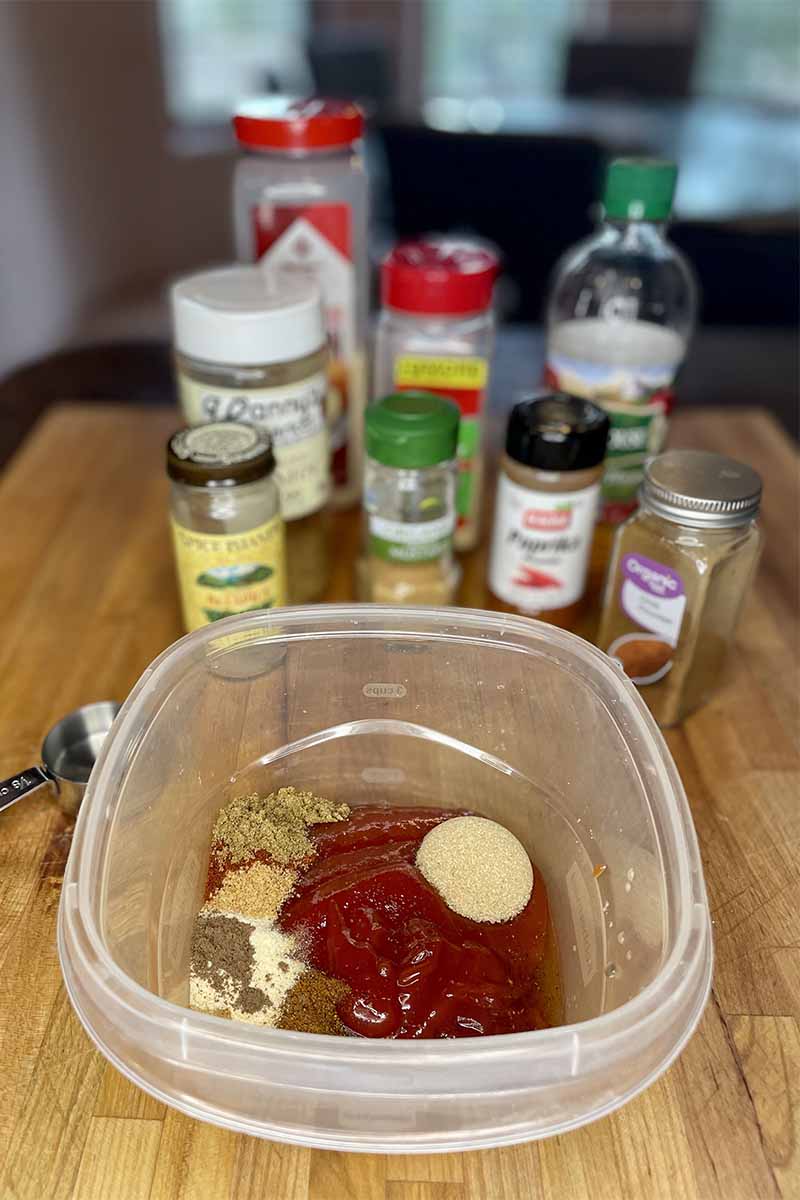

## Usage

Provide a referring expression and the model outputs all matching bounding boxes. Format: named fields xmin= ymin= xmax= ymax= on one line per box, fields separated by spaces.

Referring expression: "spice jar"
xmin=598 ymin=449 xmax=762 ymax=726
xmin=374 ymin=239 xmax=498 ymax=552
xmin=358 ymin=392 xmax=461 ymax=605
xmin=171 ymin=266 xmax=331 ymax=603
xmin=232 ymin=97 xmax=369 ymax=507
xmin=488 ymin=393 xmax=609 ymax=629
xmin=167 ymin=422 xmax=286 ymax=633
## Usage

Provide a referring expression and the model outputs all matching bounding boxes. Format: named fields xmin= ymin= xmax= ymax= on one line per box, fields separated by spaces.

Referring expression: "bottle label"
xmin=171 ymin=514 xmax=286 ymax=632
xmin=391 ymin=354 xmax=488 ymax=540
xmin=368 ymin=513 xmax=455 ymax=564
xmin=252 ymin=202 xmax=361 ymax=489
xmin=544 ymin=354 xmax=677 ymax=524
xmin=605 ymin=553 xmax=686 ymax=685
xmin=177 ymin=371 xmax=330 ymax=521
xmin=489 ymin=476 xmax=599 ymax=611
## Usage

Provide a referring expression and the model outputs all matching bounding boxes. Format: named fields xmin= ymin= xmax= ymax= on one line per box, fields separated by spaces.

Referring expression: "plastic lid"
xmin=505 ymin=393 xmax=610 ymax=473
xmin=381 ymin=239 xmax=498 ymax=316
xmin=366 ymin=392 xmax=461 ymax=468
xmin=233 ymin=96 xmax=364 ymax=152
xmin=167 ymin=422 xmax=276 ymax=486
xmin=642 ymin=450 xmax=762 ymax=528
xmin=171 ymin=266 xmax=325 ymax=367
xmin=603 ymin=158 xmax=678 ymax=222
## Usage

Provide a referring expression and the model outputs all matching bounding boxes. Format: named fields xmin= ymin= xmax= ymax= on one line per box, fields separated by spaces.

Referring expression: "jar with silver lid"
xmin=167 ymin=422 xmax=286 ymax=632
xmin=598 ymin=449 xmax=762 ymax=726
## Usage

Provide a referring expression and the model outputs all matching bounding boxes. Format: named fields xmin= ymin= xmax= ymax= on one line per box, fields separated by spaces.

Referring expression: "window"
xmin=695 ymin=0 xmax=800 ymax=105
xmin=159 ymin=0 xmax=311 ymax=125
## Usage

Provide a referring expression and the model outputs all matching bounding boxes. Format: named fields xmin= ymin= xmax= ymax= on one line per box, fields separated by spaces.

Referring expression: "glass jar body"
xmin=169 ymin=476 xmax=286 ymax=633
xmin=374 ymin=307 xmax=494 ymax=552
xmin=174 ymin=348 xmax=331 ymax=603
xmin=233 ymin=145 xmax=369 ymax=507
xmin=358 ymin=455 xmax=459 ymax=605
xmin=597 ymin=506 xmax=761 ymax=725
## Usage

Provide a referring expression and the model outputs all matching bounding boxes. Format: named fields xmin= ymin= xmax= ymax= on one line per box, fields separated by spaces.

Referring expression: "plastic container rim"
xmin=60 ymin=604 xmax=711 ymax=1066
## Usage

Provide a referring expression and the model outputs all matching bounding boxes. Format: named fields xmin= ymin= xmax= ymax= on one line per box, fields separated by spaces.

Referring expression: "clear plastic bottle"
xmin=232 ymin=97 xmax=369 ymax=508
xmin=545 ymin=158 xmax=698 ymax=598
xmin=374 ymin=240 xmax=498 ymax=552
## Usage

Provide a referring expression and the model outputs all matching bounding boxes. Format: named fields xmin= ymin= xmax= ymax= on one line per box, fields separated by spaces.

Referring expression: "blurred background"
xmin=1 ymin=0 xmax=797 ymax=444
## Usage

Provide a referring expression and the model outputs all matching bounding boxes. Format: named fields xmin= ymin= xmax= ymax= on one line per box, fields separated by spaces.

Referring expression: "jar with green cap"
xmin=358 ymin=391 xmax=461 ymax=605
xmin=545 ymin=157 xmax=698 ymax=600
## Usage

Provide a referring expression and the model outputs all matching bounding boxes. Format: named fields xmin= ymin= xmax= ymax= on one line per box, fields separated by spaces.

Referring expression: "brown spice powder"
xmin=212 ymin=787 xmax=349 ymax=868
xmin=191 ymin=912 xmax=254 ymax=992
xmin=278 ymin=969 xmax=351 ymax=1036
xmin=204 ymin=860 xmax=297 ymax=919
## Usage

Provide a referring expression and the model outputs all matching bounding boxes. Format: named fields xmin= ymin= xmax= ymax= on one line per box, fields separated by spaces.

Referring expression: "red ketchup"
xmin=278 ymin=805 xmax=556 ymax=1039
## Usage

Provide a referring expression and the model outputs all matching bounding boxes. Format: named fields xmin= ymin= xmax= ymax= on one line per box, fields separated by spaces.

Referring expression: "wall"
xmin=0 ymin=0 xmax=232 ymax=378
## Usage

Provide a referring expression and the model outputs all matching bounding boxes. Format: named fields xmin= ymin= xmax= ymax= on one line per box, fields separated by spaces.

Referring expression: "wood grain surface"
xmin=0 ymin=404 xmax=798 ymax=1200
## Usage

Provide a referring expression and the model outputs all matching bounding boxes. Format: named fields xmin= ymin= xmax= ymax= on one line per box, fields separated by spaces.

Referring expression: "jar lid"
xmin=233 ymin=97 xmax=364 ymax=152
xmin=603 ymin=157 xmax=678 ymax=222
xmin=366 ymin=392 xmax=460 ymax=469
xmin=381 ymin=239 xmax=498 ymax=316
xmin=505 ymin=393 xmax=610 ymax=473
xmin=167 ymin=423 xmax=276 ymax=486
xmin=171 ymin=266 xmax=325 ymax=367
xmin=642 ymin=450 xmax=762 ymax=528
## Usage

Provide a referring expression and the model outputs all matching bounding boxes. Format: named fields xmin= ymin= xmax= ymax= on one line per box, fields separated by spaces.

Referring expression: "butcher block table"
xmin=0 ymin=403 xmax=798 ymax=1200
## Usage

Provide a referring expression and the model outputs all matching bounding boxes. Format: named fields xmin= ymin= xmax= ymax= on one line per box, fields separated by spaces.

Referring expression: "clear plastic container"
xmin=58 ymin=606 xmax=712 ymax=1153
xmin=233 ymin=98 xmax=369 ymax=507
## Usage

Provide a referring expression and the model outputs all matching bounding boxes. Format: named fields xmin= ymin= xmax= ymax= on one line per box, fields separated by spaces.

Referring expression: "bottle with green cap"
xmin=359 ymin=391 xmax=461 ymax=605
xmin=545 ymin=157 xmax=698 ymax=598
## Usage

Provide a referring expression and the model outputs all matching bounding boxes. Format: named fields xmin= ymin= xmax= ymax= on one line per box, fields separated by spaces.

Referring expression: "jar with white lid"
xmin=374 ymin=239 xmax=498 ymax=552
xmin=232 ymin=97 xmax=369 ymax=509
xmin=171 ymin=265 xmax=331 ymax=603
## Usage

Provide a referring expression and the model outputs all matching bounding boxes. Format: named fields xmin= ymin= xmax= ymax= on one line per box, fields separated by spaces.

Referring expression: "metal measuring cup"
xmin=0 ymin=701 xmax=120 ymax=818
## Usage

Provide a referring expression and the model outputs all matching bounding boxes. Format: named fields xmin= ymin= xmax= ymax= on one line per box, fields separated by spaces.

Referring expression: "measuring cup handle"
xmin=0 ymin=767 xmax=51 ymax=813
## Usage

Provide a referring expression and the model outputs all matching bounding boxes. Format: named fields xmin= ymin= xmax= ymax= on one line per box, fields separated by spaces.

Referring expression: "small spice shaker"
xmin=167 ymin=422 xmax=286 ymax=632
xmin=358 ymin=391 xmax=461 ymax=605
xmin=488 ymin=392 xmax=609 ymax=629
xmin=374 ymin=239 xmax=499 ymax=552
xmin=171 ymin=266 xmax=331 ymax=602
xmin=598 ymin=449 xmax=762 ymax=726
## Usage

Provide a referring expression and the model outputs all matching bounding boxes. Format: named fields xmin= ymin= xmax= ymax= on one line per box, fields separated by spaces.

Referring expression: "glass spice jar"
xmin=170 ymin=266 xmax=331 ymax=603
xmin=358 ymin=392 xmax=461 ymax=605
xmin=597 ymin=449 xmax=762 ymax=726
xmin=167 ymin=422 xmax=286 ymax=633
xmin=488 ymin=392 xmax=609 ymax=630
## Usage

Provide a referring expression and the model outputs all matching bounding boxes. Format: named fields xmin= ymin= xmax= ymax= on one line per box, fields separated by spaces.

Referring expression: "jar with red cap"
xmin=232 ymin=97 xmax=369 ymax=509
xmin=375 ymin=239 xmax=498 ymax=551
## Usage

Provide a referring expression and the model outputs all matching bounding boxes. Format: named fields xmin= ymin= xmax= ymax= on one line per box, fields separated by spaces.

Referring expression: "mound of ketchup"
xmin=278 ymin=805 xmax=556 ymax=1039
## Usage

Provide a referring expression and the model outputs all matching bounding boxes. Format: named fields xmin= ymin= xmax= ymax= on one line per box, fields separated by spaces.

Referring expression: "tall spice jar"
xmin=171 ymin=267 xmax=331 ymax=603
xmin=167 ymin=422 xmax=286 ymax=633
xmin=374 ymin=239 xmax=498 ymax=551
xmin=232 ymin=98 xmax=369 ymax=507
xmin=358 ymin=392 xmax=461 ymax=605
xmin=597 ymin=450 xmax=762 ymax=726
xmin=488 ymin=393 xmax=609 ymax=629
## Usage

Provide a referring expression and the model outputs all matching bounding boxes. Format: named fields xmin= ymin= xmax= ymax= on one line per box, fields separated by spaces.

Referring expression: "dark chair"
xmin=0 ymin=341 xmax=173 ymax=466
xmin=377 ymin=124 xmax=605 ymax=321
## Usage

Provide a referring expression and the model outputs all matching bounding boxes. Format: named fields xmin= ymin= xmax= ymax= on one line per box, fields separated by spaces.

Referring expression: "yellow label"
xmin=393 ymin=355 xmax=488 ymax=390
xmin=177 ymin=371 xmax=330 ymax=520
xmin=171 ymin=514 xmax=286 ymax=633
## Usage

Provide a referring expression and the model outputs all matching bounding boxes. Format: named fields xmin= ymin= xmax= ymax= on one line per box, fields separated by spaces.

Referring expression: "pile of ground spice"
xmin=278 ymin=969 xmax=351 ymax=1036
xmin=203 ymin=860 xmax=296 ymax=919
xmin=212 ymin=786 xmax=349 ymax=869
xmin=190 ymin=910 xmax=304 ymax=1025
xmin=190 ymin=786 xmax=352 ymax=1034
xmin=416 ymin=815 xmax=533 ymax=923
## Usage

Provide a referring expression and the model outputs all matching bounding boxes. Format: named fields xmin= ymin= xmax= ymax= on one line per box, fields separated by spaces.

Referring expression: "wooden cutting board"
xmin=0 ymin=404 xmax=797 ymax=1200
